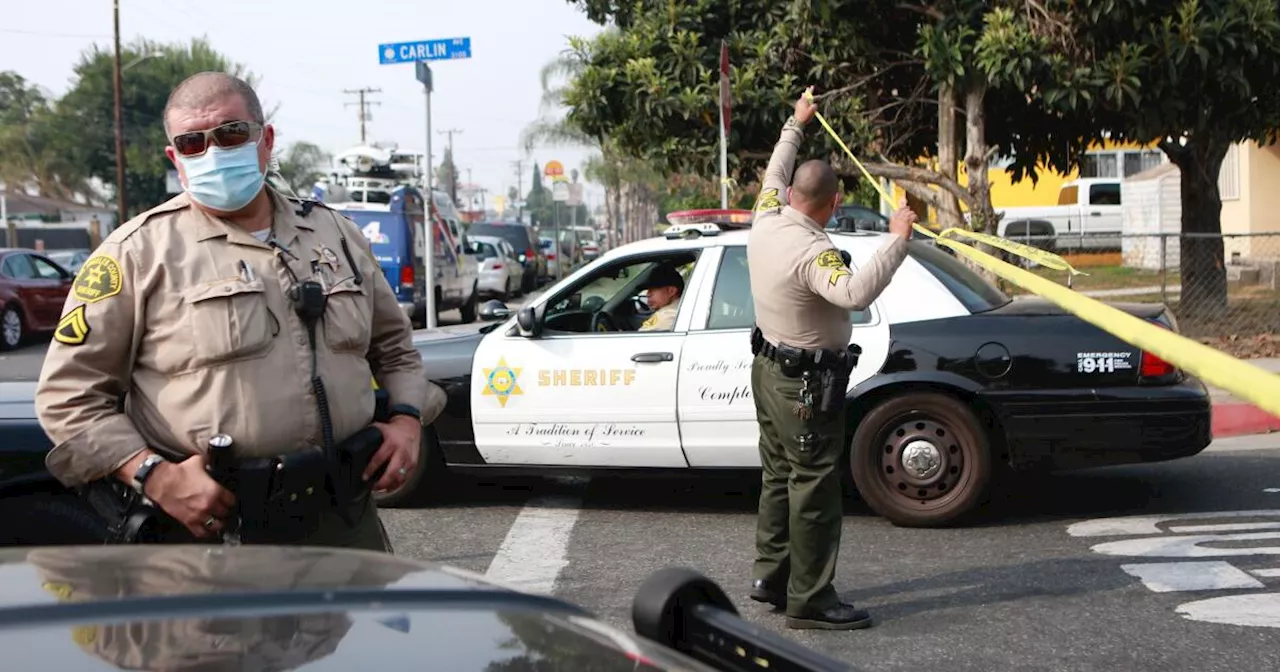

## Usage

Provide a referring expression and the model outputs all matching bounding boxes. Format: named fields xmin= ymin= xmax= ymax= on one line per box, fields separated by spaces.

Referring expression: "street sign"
xmin=568 ymin=183 xmax=583 ymax=206
xmin=379 ymin=37 xmax=472 ymax=65
xmin=552 ymin=182 xmax=569 ymax=202
xmin=415 ymin=61 xmax=433 ymax=91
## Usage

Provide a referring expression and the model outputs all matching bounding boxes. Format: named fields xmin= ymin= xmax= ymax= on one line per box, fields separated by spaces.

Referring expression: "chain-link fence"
xmin=980 ymin=230 xmax=1280 ymax=355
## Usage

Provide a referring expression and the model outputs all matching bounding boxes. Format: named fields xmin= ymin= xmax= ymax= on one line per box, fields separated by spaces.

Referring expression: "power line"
xmin=343 ymin=87 xmax=382 ymax=144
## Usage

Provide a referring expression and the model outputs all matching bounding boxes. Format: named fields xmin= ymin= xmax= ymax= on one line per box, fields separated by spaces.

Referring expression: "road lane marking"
xmin=1121 ymin=561 xmax=1265 ymax=592
xmin=1176 ymin=593 xmax=1280 ymax=629
xmin=484 ymin=494 xmax=583 ymax=594
xmin=1251 ymin=569 xmax=1280 ymax=578
xmin=1169 ymin=522 xmax=1280 ymax=533
xmin=1266 ymin=488 xmax=1280 ymax=493
xmin=1068 ymin=510 xmax=1280 ymax=537
xmin=1092 ymin=532 xmax=1280 ymax=558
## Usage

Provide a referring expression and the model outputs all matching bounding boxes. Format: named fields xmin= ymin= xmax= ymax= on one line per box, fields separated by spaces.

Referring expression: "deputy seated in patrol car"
xmin=637 ymin=264 xmax=684 ymax=332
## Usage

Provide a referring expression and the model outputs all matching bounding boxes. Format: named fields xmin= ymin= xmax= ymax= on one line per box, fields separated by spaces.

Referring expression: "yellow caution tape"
xmin=802 ymin=87 xmax=1280 ymax=419
xmin=803 ymin=89 xmax=1084 ymax=275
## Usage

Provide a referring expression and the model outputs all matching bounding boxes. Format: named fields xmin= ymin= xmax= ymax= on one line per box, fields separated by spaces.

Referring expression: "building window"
xmin=1123 ymin=150 xmax=1164 ymax=177
xmin=1081 ymin=153 xmax=1119 ymax=178
xmin=1081 ymin=149 xmax=1167 ymax=179
xmin=1219 ymin=144 xmax=1240 ymax=201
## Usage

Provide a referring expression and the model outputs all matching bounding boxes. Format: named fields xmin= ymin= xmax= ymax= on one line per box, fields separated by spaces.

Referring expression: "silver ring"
xmin=203 ymin=517 xmax=216 ymax=529
xmin=397 ymin=467 xmax=408 ymax=476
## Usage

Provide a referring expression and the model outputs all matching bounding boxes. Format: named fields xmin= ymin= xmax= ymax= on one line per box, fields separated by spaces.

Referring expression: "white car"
xmin=380 ymin=211 xmax=1209 ymax=528
xmin=469 ymin=235 xmax=523 ymax=300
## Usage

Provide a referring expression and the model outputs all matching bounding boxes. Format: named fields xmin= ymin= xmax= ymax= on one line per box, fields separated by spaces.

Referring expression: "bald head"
xmin=163 ymin=72 xmax=264 ymax=138
xmin=792 ymin=160 xmax=839 ymax=204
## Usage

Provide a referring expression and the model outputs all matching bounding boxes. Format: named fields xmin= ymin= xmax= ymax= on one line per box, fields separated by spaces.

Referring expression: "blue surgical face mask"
xmin=178 ymin=140 xmax=266 ymax=211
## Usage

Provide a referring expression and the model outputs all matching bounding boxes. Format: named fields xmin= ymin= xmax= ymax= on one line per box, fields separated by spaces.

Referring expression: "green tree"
xmin=973 ymin=0 xmax=1280 ymax=316
xmin=271 ymin=140 xmax=330 ymax=196
xmin=434 ymin=146 xmax=459 ymax=205
xmin=0 ymin=72 xmax=92 ymax=202
xmin=48 ymin=37 xmax=260 ymax=218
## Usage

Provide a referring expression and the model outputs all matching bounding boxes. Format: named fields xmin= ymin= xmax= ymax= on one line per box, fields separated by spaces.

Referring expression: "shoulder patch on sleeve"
xmin=53 ymin=305 xmax=91 ymax=346
xmin=814 ymin=249 xmax=846 ymax=269
xmin=71 ymin=255 xmax=123 ymax=304
xmin=754 ymin=188 xmax=783 ymax=212
xmin=813 ymin=249 xmax=850 ymax=286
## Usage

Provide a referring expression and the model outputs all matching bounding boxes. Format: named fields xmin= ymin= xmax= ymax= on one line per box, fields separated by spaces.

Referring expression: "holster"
xmin=221 ymin=447 xmax=331 ymax=544
xmin=817 ymin=345 xmax=860 ymax=415
xmin=79 ymin=479 xmax=166 ymax=544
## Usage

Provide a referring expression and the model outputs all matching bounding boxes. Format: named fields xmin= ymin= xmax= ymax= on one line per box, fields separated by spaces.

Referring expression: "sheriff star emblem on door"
xmin=483 ymin=357 xmax=523 ymax=408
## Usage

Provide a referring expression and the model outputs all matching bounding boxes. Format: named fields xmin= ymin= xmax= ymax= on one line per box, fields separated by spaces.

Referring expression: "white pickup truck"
xmin=993 ymin=178 xmax=1123 ymax=252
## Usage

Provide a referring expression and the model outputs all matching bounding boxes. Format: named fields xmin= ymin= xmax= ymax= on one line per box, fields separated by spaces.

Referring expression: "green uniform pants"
xmin=751 ymin=354 xmax=844 ymax=616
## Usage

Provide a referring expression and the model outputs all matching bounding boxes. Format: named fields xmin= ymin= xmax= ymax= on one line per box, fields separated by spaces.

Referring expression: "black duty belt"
xmin=751 ymin=326 xmax=861 ymax=373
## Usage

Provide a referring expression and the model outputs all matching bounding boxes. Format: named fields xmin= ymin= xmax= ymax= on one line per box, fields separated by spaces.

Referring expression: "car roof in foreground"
xmin=0 ymin=545 xmax=709 ymax=671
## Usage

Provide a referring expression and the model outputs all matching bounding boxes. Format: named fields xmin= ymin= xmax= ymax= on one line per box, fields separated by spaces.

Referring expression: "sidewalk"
xmin=1207 ymin=357 xmax=1280 ymax=438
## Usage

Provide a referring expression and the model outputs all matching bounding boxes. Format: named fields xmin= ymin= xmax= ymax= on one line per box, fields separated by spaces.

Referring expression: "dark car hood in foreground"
xmin=0 ymin=545 xmax=710 ymax=671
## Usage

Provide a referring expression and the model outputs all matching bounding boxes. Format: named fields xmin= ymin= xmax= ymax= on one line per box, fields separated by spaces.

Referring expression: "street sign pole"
xmin=380 ymin=37 xmax=471 ymax=330
xmin=418 ymin=60 xmax=437 ymax=329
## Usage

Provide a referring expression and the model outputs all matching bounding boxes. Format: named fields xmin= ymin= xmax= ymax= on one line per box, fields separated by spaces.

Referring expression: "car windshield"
xmin=470 ymin=223 xmax=531 ymax=252
xmin=907 ymin=241 xmax=1011 ymax=313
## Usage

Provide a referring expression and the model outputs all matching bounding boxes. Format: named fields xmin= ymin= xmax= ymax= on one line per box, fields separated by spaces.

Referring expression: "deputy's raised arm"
xmin=803 ymin=200 xmax=918 ymax=309
xmin=36 ymin=238 xmax=150 ymax=487
xmin=753 ymin=88 xmax=819 ymax=217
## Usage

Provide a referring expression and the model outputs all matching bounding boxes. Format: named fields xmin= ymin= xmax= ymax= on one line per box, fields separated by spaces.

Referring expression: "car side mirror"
xmin=516 ymin=306 xmax=540 ymax=338
xmin=839 ymin=250 xmax=852 ymax=267
xmin=836 ymin=216 xmax=856 ymax=231
xmin=479 ymin=299 xmax=511 ymax=321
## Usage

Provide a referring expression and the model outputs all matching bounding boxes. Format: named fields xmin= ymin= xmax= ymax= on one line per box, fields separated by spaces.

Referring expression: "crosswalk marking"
xmin=484 ymin=494 xmax=583 ymax=594
xmin=1120 ymin=561 xmax=1265 ymax=592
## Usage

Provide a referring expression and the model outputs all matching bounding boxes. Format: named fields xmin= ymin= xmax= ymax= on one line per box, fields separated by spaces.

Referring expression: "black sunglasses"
xmin=171 ymin=120 xmax=263 ymax=157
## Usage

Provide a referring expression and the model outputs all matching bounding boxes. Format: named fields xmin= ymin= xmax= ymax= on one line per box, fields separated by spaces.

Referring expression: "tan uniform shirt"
xmin=746 ymin=119 xmax=909 ymax=351
xmin=29 ymin=545 xmax=420 ymax=669
xmin=638 ymin=302 xmax=679 ymax=331
xmin=36 ymin=187 xmax=445 ymax=487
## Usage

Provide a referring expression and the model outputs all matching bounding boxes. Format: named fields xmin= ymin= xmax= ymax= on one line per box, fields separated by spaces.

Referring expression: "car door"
xmin=469 ymin=249 xmax=710 ymax=467
xmin=25 ymin=254 xmax=72 ymax=328
xmin=1 ymin=255 xmax=52 ymax=329
xmin=675 ymin=242 xmax=892 ymax=468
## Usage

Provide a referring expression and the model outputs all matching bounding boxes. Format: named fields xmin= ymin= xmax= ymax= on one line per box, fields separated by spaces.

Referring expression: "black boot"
xmin=785 ymin=603 xmax=873 ymax=630
xmin=748 ymin=579 xmax=786 ymax=610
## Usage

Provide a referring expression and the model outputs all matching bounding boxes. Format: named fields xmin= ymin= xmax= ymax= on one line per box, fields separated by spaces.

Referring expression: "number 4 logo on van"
xmin=361 ymin=220 xmax=390 ymax=244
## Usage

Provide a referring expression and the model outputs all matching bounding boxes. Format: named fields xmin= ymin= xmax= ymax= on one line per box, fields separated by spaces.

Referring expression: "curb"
xmin=1213 ymin=402 xmax=1280 ymax=438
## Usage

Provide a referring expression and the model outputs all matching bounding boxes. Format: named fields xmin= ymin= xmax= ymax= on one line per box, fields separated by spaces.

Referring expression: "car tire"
xmin=0 ymin=491 xmax=108 ymax=546
xmin=374 ymin=426 xmax=449 ymax=508
xmin=459 ymin=283 xmax=479 ymax=323
xmin=850 ymin=393 xmax=992 ymax=528
xmin=0 ymin=304 xmax=23 ymax=351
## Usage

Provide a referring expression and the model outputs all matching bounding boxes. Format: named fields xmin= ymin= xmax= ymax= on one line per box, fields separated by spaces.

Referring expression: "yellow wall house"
xmin=890 ymin=139 xmax=1165 ymax=224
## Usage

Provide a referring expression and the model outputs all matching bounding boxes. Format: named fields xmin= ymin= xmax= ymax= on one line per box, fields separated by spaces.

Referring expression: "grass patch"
xmin=1004 ymin=264 xmax=1181 ymax=294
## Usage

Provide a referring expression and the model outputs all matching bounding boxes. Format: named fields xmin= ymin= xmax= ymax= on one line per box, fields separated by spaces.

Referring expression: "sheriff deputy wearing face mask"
xmin=35 ymin=72 xmax=445 ymax=550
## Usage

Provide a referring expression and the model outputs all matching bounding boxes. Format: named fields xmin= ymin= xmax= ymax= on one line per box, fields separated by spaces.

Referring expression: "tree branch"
xmin=851 ymin=161 xmax=972 ymax=207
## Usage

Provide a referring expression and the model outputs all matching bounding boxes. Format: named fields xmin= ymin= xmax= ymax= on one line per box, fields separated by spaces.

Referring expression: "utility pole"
xmin=343 ymin=87 xmax=382 ymax=143
xmin=112 ymin=0 xmax=126 ymax=227
xmin=511 ymin=159 xmax=525 ymax=223
xmin=438 ymin=128 xmax=462 ymax=204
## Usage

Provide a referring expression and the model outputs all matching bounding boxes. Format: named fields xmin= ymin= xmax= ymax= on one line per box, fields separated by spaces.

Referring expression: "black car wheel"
xmin=850 ymin=393 xmax=992 ymax=527
xmin=521 ymin=268 xmax=536 ymax=293
xmin=0 ymin=492 xmax=107 ymax=545
xmin=374 ymin=426 xmax=449 ymax=508
xmin=0 ymin=305 xmax=23 ymax=351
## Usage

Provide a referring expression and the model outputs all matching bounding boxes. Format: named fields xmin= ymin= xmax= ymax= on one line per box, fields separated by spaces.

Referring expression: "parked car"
xmin=991 ymin=177 xmax=1124 ymax=252
xmin=0 ymin=248 xmax=75 ymax=350
xmin=0 ymin=545 xmax=852 ymax=671
xmin=470 ymin=234 xmax=524 ymax=300
xmin=43 ymin=249 xmax=91 ymax=275
xmin=468 ymin=221 xmax=543 ymax=293
xmin=539 ymin=235 xmax=562 ymax=280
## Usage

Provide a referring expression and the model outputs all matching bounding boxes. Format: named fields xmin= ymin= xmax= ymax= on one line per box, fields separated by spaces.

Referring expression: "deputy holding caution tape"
xmin=35 ymin=72 xmax=445 ymax=550
xmin=745 ymin=87 xmax=916 ymax=630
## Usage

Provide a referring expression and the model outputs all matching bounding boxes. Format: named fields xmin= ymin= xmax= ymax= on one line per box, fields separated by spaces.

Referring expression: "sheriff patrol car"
xmin=387 ymin=210 xmax=1211 ymax=527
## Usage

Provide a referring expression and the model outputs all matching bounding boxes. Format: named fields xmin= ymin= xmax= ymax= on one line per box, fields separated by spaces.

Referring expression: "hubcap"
xmin=2 ymin=311 xmax=19 ymax=346
xmin=878 ymin=417 xmax=966 ymax=504
xmin=900 ymin=440 xmax=942 ymax=479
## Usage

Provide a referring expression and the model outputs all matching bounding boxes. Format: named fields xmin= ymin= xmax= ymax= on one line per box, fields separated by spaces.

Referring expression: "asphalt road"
xmin=380 ymin=438 xmax=1280 ymax=671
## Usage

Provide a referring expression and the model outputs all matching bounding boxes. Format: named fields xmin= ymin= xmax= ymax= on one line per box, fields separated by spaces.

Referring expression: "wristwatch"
xmin=388 ymin=403 xmax=423 ymax=423
xmin=131 ymin=453 xmax=165 ymax=498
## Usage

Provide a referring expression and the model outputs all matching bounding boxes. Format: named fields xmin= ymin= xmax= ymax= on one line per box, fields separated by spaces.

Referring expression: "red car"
xmin=0 ymin=248 xmax=74 ymax=350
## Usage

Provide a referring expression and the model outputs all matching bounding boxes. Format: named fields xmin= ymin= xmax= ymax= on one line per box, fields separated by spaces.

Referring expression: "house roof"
xmin=2 ymin=192 xmax=110 ymax=217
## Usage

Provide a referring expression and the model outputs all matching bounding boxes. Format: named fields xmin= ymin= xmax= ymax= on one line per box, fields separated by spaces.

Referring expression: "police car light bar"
xmin=662 ymin=209 xmax=753 ymax=239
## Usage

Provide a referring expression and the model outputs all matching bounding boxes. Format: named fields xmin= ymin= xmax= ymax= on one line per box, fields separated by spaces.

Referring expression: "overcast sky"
xmin=1 ymin=0 xmax=607 ymax=211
